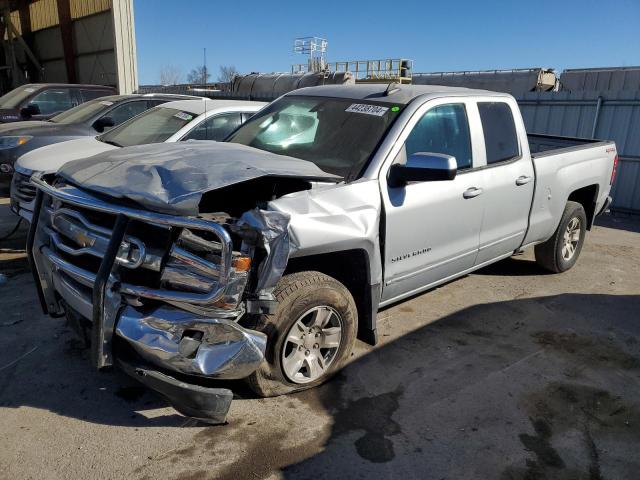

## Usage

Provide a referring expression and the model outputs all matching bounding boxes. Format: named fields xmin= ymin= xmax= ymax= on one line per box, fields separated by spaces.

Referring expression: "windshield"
xmin=226 ymin=96 xmax=402 ymax=179
xmin=98 ymin=106 xmax=197 ymax=147
xmin=0 ymin=85 xmax=39 ymax=109
xmin=50 ymin=98 xmax=114 ymax=124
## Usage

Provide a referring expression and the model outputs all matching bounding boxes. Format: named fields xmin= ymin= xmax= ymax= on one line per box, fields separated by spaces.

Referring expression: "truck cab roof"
xmin=288 ymin=83 xmax=513 ymax=105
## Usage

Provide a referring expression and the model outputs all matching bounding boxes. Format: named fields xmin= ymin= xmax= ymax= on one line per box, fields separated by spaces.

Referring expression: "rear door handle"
xmin=516 ymin=175 xmax=533 ymax=186
xmin=463 ymin=187 xmax=483 ymax=199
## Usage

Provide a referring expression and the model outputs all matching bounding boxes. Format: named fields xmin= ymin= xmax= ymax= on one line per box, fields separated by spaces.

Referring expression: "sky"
xmin=133 ymin=0 xmax=640 ymax=85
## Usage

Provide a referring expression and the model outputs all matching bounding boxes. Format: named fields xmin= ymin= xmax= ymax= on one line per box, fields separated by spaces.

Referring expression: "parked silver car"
xmin=11 ymin=98 xmax=265 ymax=221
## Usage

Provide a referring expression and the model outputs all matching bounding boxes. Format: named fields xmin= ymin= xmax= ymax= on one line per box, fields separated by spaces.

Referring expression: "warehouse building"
xmin=0 ymin=0 xmax=136 ymax=93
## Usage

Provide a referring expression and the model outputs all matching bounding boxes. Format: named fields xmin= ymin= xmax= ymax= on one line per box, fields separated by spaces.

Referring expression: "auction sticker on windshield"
xmin=173 ymin=111 xmax=193 ymax=121
xmin=345 ymin=104 xmax=389 ymax=116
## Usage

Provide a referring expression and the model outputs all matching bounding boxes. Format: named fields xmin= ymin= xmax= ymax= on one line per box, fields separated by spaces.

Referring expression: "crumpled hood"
xmin=57 ymin=141 xmax=342 ymax=215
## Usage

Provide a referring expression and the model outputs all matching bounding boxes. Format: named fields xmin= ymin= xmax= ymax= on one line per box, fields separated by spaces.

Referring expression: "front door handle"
xmin=463 ymin=187 xmax=483 ymax=199
xmin=516 ymin=175 xmax=533 ymax=186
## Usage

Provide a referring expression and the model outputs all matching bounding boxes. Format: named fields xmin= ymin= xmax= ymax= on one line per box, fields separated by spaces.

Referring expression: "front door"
xmin=380 ymin=101 xmax=485 ymax=303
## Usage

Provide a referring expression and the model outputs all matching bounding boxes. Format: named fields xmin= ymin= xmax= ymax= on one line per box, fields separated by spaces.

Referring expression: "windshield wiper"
xmin=99 ymin=138 xmax=122 ymax=147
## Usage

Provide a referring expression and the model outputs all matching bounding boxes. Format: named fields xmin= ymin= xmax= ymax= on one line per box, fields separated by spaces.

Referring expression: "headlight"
xmin=0 ymin=136 xmax=33 ymax=149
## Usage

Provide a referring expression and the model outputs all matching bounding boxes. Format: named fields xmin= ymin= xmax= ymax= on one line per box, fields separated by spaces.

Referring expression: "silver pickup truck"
xmin=27 ymin=84 xmax=616 ymax=423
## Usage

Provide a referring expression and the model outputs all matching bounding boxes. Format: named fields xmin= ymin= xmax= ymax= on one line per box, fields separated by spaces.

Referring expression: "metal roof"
xmin=287 ymin=83 xmax=512 ymax=104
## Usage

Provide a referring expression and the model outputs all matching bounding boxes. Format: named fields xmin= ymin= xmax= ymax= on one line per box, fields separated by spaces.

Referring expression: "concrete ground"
xmin=0 ymin=194 xmax=639 ymax=480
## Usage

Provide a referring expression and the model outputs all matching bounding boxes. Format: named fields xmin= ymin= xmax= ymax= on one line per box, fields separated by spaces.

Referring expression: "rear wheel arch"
xmin=567 ymin=184 xmax=599 ymax=230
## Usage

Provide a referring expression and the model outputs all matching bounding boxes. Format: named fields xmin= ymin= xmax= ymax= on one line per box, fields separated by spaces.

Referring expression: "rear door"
xmin=380 ymin=98 xmax=486 ymax=303
xmin=474 ymin=100 xmax=535 ymax=264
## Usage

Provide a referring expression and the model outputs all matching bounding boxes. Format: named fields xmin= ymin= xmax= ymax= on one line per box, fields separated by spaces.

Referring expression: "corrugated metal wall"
xmin=517 ymin=90 xmax=640 ymax=213
xmin=29 ymin=0 xmax=59 ymax=32
xmin=70 ymin=0 xmax=112 ymax=19
xmin=4 ymin=0 xmax=135 ymax=92
xmin=560 ymin=67 xmax=640 ymax=92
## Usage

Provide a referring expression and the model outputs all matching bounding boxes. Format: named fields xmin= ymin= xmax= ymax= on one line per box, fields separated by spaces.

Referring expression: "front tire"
xmin=245 ymin=271 xmax=358 ymax=397
xmin=535 ymin=201 xmax=587 ymax=273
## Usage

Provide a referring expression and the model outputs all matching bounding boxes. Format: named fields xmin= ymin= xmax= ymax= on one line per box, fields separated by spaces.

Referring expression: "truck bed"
xmin=523 ymin=133 xmax=615 ymax=249
xmin=528 ymin=133 xmax=606 ymax=157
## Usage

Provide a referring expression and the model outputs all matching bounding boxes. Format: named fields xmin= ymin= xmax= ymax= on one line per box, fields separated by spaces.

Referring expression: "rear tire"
xmin=535 ymin=201 xmax=587 ymax=273
xmin=244 ymin=271 xmax=358 ymax=397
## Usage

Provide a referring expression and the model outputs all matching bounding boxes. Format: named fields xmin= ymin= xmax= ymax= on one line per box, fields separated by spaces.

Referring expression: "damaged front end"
xmin=27 ymin=175 xmax=291 ymax=424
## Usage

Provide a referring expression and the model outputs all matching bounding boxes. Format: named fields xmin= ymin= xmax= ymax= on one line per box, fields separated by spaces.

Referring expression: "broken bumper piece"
xmin=117 ymin=360 xmax=233 ymax=424
xmin=115 ymin=305 xmax=267 ymax=379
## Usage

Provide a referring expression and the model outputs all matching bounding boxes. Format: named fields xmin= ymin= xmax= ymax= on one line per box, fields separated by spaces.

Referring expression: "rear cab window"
xmin=478 ymin=102 xmax=519 ymax=164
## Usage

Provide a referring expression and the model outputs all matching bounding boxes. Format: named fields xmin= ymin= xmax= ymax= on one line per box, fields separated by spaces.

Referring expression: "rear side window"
xmin=80 ymin=89 xmax=112 ymax=102
xmin=405 ymin=104 xmax=473 ymax=169
xmin=478 ymin=102 xmax=519 ymax=164
xmin=106 ymin=101 xmax=149 ymax=125
xmin=183 ymin=113 xmax=243 ymax=141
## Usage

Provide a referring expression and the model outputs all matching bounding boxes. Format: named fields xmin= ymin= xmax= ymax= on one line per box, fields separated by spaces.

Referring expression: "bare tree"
xmin=218 ymin=65 xmax=239 ymax=83
xmin=159 ymin=65 xmax=182 ymax=85
xmin=187 ymin=66 xmax=211 ymax=84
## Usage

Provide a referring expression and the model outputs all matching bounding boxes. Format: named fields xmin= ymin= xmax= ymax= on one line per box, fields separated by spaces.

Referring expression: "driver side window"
xmin=405 ymin=104 xmax=472 ymax=170
xmin=30 ymin=88 xmax=75 ymax=115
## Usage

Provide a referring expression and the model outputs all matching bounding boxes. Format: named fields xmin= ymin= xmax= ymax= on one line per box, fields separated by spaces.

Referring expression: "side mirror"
xmin=20 ymin=103 xmax=40 ymax=118
xmin=388 ymin=152 xmax=457 ymax=187
xmin=93 ymin=116 xmax=115 ymax=132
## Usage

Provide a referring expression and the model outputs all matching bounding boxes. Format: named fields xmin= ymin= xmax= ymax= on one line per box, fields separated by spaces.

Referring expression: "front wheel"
xmin=244 ymin=271 xmax=358 ymax=397
xmin=535 ymin=201 xmax=587 ymax=273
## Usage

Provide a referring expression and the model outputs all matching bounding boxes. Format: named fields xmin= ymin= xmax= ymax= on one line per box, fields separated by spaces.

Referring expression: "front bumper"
xmin=27 ymin=179 xmax=267 ymax=424
xmin=9 ymin=170 xmax=35 ymax=221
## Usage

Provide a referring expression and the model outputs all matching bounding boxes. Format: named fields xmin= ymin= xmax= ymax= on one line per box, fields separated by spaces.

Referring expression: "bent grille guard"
xmin=92 ymin=214 xmax=128 ymax=369
xmin=26 ymin=189 xmax=48 ymax=314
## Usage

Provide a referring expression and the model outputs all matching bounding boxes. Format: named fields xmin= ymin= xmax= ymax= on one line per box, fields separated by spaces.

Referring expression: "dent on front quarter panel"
xmin=268 ymin=179 xmax=383 ymax=285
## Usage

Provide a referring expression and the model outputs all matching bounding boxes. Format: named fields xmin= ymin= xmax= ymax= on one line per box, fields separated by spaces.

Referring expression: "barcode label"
xmin=174 ymin=111 xmax=193 ymax=121
xmin=345 ymin=104 xmax=389 ymax=116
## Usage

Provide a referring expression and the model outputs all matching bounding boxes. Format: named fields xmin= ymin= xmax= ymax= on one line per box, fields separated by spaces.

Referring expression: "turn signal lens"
xmin=233 ymin=256 xmax=251 ymax=272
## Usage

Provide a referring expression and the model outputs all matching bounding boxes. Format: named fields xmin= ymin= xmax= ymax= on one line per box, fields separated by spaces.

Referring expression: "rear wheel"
xmin=245 ymin=271 xmax=358 ymax=397
xmin=535 ymin=201 xmax=587 ymax=273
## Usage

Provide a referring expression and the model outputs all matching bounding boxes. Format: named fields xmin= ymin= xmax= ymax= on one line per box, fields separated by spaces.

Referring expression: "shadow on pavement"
xmin=277 ymin=293 xmax=640 ymax=480
xmin=203 ymin=293 xmax=640 ymax=480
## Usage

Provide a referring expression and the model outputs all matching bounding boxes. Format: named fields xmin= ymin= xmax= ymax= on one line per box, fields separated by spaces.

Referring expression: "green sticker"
xmin=391 ymin=106 xmax=400 ymax=112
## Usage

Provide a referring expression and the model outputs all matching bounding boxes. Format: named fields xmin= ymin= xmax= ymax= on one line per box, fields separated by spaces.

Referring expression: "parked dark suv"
xmin=0 ymin=83 xmax=116 ymax=123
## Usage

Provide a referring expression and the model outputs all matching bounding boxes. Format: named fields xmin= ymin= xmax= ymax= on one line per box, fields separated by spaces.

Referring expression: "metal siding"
xmin=29 ymin=0 xmax=59 ymax=31
xmin=73 ymin=11 xmax=114 ymax=54
xmin=517 ymin=90 xmax=640 ymax=213
xmin=561 ymin=67 xmax=640 ymax=92
xmin=111 ymin=0 xmax=137 ymax=93
xmin=70 ymin=0 xmax=112 ymax=19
